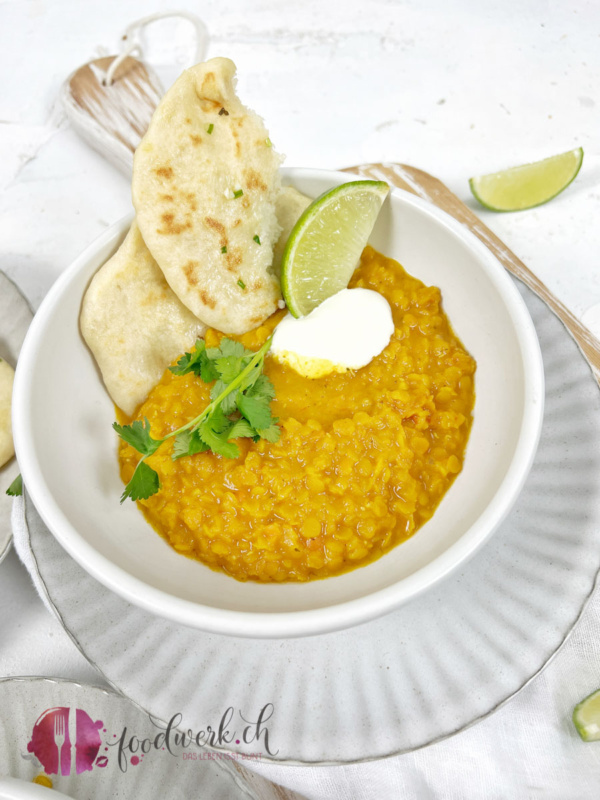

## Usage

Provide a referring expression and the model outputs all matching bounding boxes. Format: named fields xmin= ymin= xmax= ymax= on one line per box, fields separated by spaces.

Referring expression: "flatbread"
xmin=80 ymin=222 xmax=206 ymax=416
xmin=132 ymin=57 xmax=284 ymax=335
xmin=80 ymin=189 xmax=310 ymax=416
xmin=272 ymin=186 xmax=312 ymax=277
xmin=0 ymin=358 xmax=15 ymax=468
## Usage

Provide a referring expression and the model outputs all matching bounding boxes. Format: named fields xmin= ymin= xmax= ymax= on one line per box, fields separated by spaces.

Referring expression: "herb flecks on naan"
xmin=132 ymin=57 xmax=284 ymax=335
xmin=80 ymin=222 xmax=206 ymax=417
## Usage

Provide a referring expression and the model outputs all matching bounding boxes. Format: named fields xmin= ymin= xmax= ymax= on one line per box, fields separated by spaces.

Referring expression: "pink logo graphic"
xmin=27 ymin=707 xmax=107 ymax=775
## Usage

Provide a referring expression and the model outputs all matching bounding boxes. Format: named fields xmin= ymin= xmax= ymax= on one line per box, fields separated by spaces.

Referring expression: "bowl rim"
xmin=12 ymin=167 xmax=545 ymax=639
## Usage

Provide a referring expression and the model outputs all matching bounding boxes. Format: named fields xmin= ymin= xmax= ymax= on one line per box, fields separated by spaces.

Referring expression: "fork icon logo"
xmin=27 ymin=707 xmax=106 ymax=775
xmin=53 ymin=714 xmax=66 ymax=774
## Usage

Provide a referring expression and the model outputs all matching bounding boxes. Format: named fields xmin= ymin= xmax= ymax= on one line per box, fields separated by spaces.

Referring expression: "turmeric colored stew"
xmin=118 ymin=246 xmax=476 ymax=582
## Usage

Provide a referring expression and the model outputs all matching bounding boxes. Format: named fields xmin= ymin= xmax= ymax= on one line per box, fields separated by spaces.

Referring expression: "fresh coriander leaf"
xmin=210 ymin=378 xmax=227 ymax=401
xmin=116 ymin=335 xmax=274 ymax=498
xmin=246 ymin=373 xmax=276 ymax=402
xmin=6 ymin=473 xmax=22 ymax=497
xmin=170 ymin=357 xmax=190 ymax=376
xmin=221 ymin=392 xmax=238 ymax=415
xmin=198 ymin=420 xmax=240 ymax=459
xmin=210 ymin=379 xmax=237 ymax=415
xmin=172 ymin=429 xmax=209 ymax=460
xmin=113 ymin=418 xmax=162 ymax=457
xmin=169 ymin=340 xmax=219 ymax=383
xmin=206 ymin=404 xmax=233 ymax=434
xmin=173 ymin=430 xmax=192 ymax=460
xmin=214 ymin=355 xmax=245 ymax=383
xmin=169 ymin=339 xmax=206 ymax=374
xmin=238 ymin=362 xmax=262 ymax=393
xmin=257 ymin=423 xmax=281 ymax=443
xmin=120 ymin=461 xmax=160 ymax=503
xmin=228 ymin=418 xmax=257 ymax=439
xmin=215 ymin=338 xmax=250 ymax=359
xmin=200 ymin=357 xmax=219 ymax=383
xmin=236 ymin=393 xmax=273 ymax=430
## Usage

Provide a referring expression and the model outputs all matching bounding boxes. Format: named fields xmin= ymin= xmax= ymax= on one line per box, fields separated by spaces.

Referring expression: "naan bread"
xmin=80 ymin=222 xmax=206 ymax=416
xmin=272 ymin=186 xmax=312 ymax=276
xmin=132 ymin=57 xmax=284 ymax=335
xmin=0 ymin=358 xmax=15 ymax=468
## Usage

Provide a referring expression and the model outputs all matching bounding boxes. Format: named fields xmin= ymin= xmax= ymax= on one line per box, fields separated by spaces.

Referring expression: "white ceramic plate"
xmin=0 ymin=677 xmax=291 ymax=799
xmin=0 ymin=272 xmax=33 ymax=565
xmin=0 ymin=777 xmax=72 ymax=800
xmin=12 ymin=168 xmax=544 ymax=638
xmin=17 ymin=280 xmax=600 ymax=762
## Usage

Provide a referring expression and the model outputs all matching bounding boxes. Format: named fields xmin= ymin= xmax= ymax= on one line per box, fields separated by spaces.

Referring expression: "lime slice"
xmin=469 ymin=147 xmax=583 ymax=212
xmin=281 ymin=180 xmax=389 ymax=317
xmin=573 ymin=687 xmax=600 ymax=741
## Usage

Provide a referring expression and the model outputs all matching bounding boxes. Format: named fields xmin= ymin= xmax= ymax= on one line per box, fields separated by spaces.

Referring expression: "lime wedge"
xmin=281 ymin=180 xmax=389 ymax=317
xmin=469 ymin=147 xmax=583 ymax=212
xmin=573 ymin=687 xmax=600 ymax=741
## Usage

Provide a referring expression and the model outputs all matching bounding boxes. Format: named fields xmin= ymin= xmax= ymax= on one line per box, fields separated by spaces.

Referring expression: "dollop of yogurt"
xmin=271 ymin=288 xmax=394 ymax=379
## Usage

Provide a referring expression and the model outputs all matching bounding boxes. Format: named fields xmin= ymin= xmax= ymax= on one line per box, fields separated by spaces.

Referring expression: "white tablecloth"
xmin=2 ymin=1 xmax=600 ymax=796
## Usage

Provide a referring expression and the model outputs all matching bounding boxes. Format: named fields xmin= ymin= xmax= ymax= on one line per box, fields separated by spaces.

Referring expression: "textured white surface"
xmin=1 ymin=0 xmax=600 ymax=797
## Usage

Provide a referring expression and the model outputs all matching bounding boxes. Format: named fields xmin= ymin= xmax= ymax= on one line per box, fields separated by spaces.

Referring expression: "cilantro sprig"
xmin=114 ymin=337 xmax=279 ymax=504
xmin=5 ymin=474 xmax=22 ymax=497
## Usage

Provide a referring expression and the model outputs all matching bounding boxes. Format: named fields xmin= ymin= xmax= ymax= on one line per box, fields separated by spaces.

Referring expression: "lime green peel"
xmin=280 ymin=180 xmax=389 ymax=318
xmin=573 ymin=687 xmax=600 ymax=741
xmin=469 ymin=147 xmax=583 ymax=212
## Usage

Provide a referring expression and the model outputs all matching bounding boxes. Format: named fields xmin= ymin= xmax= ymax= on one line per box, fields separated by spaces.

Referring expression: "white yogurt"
xmin=271 ymin=288 xmax=394 ymax=378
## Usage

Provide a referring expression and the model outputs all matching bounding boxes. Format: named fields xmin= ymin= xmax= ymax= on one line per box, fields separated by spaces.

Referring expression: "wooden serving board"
xmin=62 ymin=56 xmax=162 ymax=175
xmin=344 ymin=162 xmax=600 ymax=384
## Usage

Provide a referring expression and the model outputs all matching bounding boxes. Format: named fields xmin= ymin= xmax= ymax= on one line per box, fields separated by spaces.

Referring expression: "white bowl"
xmin=13 ymin=168 xmax=544 ymax=638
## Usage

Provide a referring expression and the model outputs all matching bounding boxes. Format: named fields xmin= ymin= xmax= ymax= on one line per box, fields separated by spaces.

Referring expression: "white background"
xmin=1 ymin=1 xmax=600 ymax=797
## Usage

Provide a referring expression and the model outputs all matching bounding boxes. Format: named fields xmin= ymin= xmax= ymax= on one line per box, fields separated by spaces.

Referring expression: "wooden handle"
xmin=344 ymin=162 xmax=600 ymax=383
xmin=62 ymin=56 xmax=162 ymax=175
